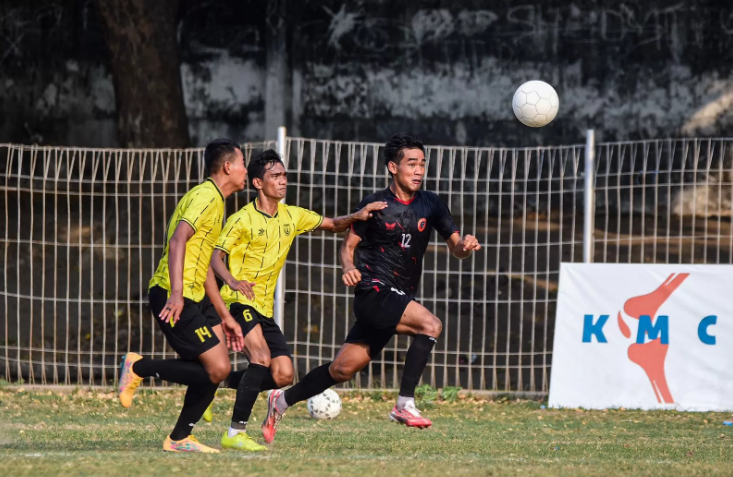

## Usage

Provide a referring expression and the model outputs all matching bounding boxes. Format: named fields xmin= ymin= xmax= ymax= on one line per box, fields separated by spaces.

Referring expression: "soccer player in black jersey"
xmin=261 ymin=132 xmax=481 ymax=443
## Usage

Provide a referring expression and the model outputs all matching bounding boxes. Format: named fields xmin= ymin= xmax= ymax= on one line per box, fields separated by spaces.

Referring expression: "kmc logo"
xmin=581 ymin=273 xmax=717 ymax=404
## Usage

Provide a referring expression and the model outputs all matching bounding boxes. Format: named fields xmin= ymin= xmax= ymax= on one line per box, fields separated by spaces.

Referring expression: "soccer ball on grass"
xmin=307 ymin=389 xmax=342 ymax=420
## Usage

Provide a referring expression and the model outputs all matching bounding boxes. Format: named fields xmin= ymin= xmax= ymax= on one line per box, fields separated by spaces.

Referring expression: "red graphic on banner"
xmin=617 ymin=273 xmax=689 ymax=404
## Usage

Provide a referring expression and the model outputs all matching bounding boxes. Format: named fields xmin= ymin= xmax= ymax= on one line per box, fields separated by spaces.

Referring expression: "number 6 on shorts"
xmin=243 ymin=309 xmax=254 ymax=322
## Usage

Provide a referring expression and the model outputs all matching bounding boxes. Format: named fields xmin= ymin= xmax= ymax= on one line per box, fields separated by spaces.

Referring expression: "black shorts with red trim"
xmin=344 ymin=283 xmax=412 ymax=358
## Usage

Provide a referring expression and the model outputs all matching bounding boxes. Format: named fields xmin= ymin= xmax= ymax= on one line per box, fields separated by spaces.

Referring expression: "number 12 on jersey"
xmin=401 ymin=234 xmax=411 ymax=249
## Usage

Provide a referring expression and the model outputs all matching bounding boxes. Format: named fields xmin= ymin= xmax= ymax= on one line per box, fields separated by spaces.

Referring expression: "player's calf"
xmin=394 ymin=305 xmax=441 ymax=427
xmin=227 ymin=324 xmax=272 ymax=436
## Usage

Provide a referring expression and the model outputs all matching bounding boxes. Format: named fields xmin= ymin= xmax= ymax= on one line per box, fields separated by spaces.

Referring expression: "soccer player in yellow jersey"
xmin=211 ymin=149 xmax=386 ymax=451
xmin=117 ymin=139 xmax=248 ymax=453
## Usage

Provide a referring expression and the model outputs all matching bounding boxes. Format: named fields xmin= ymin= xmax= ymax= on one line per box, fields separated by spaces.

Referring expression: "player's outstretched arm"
xmin=159 ymin=221 xmax=195 ymax=324
xmin=211 ymin=249 xmax=256 ymax=301
xmin=446 ymin=232 xmax=481 ymax=260
xmin=339 ymin=230 xmax=362 ymax=286
xmin=319 ymin=201 xmax=388 ymax=233
xmin=204 ymin=265 xmax=244 ymax=352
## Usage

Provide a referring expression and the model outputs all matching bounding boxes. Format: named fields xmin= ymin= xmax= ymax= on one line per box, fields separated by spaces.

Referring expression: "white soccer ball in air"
xmin=512 ymin=80 xmax=559 ymax=127
xmin=307 ymin=389 xmax=342 ymax=420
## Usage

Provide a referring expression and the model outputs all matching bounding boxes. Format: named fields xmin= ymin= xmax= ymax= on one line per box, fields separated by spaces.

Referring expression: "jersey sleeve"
xmin=431 ymin=194 xmax=460 ymax=240
xmin=291 ymin=207 xmax=324 ymax=235
xmin=350 ymin=196 xmax=371 ymax=240
xmin=216 ymin=213 xmax=246 ymax=254
xmin=180 ymin=190 xmax=218 ymax=233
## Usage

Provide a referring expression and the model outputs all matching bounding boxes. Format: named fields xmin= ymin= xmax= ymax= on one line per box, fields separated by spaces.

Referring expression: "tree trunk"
xmin=96 ymin=0 xmax=190 ymax=148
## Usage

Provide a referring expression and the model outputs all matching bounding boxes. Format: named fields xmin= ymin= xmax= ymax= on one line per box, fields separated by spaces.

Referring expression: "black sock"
xmin=399 ymin=335 xmax=437 ymax=398
xmin=132 ymin=358 xmax=211 ymax=386
xmin=170 ymin=381 xmax=218 ymax=441
xmin=225 ymin=369 xmax=246 ymax=389
xmin=231 ymin=363 xmax=269 ymax=427
xmin=226 ymin=368 xmax=279 ymax=392
xmin=259 ymin=373 xmax=278 ymax=392
xmin=283 ymin=363 xmax=337 ymax=407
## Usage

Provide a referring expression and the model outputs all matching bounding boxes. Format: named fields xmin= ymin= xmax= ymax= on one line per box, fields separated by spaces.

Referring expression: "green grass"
xmin=2 ymin=388 xmax=733 ymax=476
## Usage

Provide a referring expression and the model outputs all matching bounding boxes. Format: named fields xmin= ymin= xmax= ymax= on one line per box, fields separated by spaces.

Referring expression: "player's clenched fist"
xmin=342 ymin=267 xmax=362 ymax=287
xmin=461 ymin=234 xmax=481 ymax=252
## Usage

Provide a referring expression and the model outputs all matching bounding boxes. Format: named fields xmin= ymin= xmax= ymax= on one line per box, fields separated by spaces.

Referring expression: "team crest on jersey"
xmin=418 ymin=218 xmax=427 ymax=232
xmin=385 ymin=223 xmax=396 ymax=230
xmin=284 ymin=224 xmax=292 ymax=235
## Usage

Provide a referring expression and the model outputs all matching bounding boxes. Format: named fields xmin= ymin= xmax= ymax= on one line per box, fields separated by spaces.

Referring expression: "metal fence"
xmin=0 ymin=142 xmax=275 ymax=386
xmin=1 ymin=133 xmax=731 ymax=392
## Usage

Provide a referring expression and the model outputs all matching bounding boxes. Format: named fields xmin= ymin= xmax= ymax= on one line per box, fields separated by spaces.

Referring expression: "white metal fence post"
xmin=583 ymin=129 xmax=596 ymax=263
xmin=274 ymin=126 xmax=287 ymax=329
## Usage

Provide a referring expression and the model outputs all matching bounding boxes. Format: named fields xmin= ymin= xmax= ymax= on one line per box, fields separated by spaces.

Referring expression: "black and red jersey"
xmin=351 ymin=188 xmax=459 ymax=299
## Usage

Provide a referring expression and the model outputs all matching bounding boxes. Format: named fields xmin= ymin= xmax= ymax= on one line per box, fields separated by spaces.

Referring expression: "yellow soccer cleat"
xmin=163 ymin=435 xmax=220 ymax=453
xmin=118 ymin=352 xmax=143 ymax=408
xmin=203 ymin=403 xmax=214 ymax=423
xmin=221 ymin=431 xmax=268 ymax=452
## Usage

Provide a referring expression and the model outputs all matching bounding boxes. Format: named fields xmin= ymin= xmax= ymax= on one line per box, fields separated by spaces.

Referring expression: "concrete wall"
xmin=1 ymin=0 xmax=733 ymax=147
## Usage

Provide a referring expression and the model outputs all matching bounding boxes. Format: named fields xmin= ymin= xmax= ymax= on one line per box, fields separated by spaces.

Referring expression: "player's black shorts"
xmin=229 ymin=303 xmax=291 ymax=359
xmin=149 ymin=285 xmax=222 ymax=360
xmin=345 ymin=285 xmax=412 ymax=358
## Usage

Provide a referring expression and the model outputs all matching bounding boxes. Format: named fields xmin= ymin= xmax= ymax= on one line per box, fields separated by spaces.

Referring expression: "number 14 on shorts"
xmin=194 ymin=326 xmax=212 ymax=342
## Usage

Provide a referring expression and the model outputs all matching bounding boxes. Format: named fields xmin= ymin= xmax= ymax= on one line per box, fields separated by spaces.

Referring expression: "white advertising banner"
xmin=549 ymin=264 xmax=733 ymax=411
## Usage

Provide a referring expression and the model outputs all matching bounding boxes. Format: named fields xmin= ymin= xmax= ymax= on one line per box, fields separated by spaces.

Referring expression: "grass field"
xmin=2 ymin=387 xmax=733 ymax=476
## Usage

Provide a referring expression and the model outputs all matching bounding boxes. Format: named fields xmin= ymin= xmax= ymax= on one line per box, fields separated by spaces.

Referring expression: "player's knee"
xmin=207 ymin=360 xmax=231 ymax=384
xmin=422 ymin=317 xmax=442 ymax=338
xmin=248 ymin=347 xmax=271 ymax=368
xmin=328 ymin=361 xmax=356 ymax=383
xmin=273 ymin=367 xmax=294 ymax=387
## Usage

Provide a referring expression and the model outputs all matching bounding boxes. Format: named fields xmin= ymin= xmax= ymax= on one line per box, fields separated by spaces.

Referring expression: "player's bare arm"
xmin=211 ymin=249 xmax=256 ymax=300
xmin=159 ymin=221 xmax=195 ymax=324
xmin=339 ymin=229 xmax=362 ymax=286
xmin=319 ymin=201 xmax=388 ymax=233
xmin=446 ymin=232 xmax=481 ymax=260
xmin=203 ymin=265 xmax=244 ymax=352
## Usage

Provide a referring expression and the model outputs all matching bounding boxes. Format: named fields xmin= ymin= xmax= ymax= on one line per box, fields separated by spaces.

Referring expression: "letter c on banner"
xmin=698 ymin=315 xmax=717 ymax=345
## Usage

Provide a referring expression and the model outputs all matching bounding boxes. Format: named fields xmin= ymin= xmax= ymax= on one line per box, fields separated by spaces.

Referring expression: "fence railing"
xmin=1 ymin=133 xmax=731 ymax=392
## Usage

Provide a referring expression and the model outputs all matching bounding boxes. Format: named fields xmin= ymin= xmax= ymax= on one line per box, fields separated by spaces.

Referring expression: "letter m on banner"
xmin=636 ymin=315 xmax=669 ymax=344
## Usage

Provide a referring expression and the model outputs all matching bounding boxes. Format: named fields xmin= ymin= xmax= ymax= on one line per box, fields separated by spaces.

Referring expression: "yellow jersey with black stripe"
xmin=216 ymin=199 xmax=323 ymax=317
xmin=149 ymin=179 xmax=225 ymax=302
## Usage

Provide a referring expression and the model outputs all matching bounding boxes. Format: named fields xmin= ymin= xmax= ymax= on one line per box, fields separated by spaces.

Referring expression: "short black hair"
xmin=204 ymin=138 xmax=241 ymax=174
xmin=384 ymin=132 xmax=425 ymax=168
xmin=248 ymin=149 xmax=284 ymax=182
